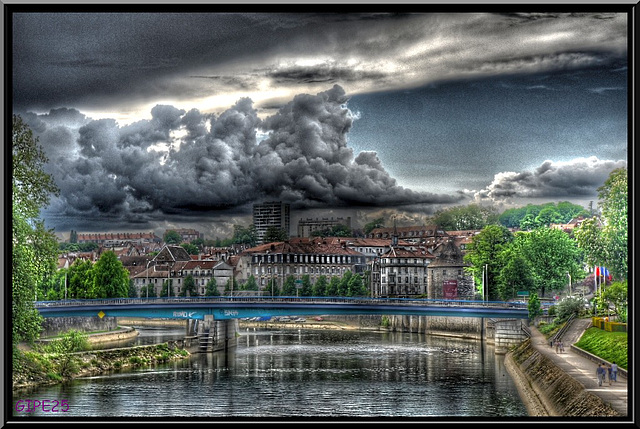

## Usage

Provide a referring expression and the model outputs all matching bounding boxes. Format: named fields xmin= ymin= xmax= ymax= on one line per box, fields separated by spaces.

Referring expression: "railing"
xmin=34 ymin=296 xmax=529 ymax=310
xmin=552 ymin=313 xmax=576 ymax=343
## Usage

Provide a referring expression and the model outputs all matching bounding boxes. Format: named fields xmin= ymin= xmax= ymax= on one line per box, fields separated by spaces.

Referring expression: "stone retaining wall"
xmin=41 ymin=316 xmax=118 ymax=338
xmin=506 ymin=339 xmax=619 ymax=416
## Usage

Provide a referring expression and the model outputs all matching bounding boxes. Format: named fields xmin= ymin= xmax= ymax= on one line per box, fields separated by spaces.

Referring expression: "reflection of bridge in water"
xmin=35 ymin=297 xmax=532 ymax=354
xmin=34 ymin=296 xmax=530 ymax=320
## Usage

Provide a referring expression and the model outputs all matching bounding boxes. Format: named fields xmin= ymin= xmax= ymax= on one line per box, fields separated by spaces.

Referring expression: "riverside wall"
xmin=504 ymin=339 xmax=620 ymax=417
xmin=41 ymin=316 xmax=118 ymax=338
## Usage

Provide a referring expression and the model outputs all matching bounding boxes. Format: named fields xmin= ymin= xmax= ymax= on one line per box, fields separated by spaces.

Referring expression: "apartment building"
xmin=253 ymin=201 xmax=290 ymax=243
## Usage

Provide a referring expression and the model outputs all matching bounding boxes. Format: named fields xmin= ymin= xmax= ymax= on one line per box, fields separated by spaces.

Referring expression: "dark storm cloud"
xmin=27 ymin=85 xmax=463 ymax=229
xmin=473 ymin=157 xmax=627 ymax=203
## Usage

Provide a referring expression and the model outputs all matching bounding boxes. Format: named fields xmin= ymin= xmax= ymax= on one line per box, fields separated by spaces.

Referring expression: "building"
xmin=75 ymin=231 xmax=161 ymax=246
xmin=165 ymin=228 xmax=204 ymax=243
xmin=426 ymin=239 xmax=475 ymax=300
xmin=297 ymin=216 xmax=351 ymax=237
xmin=371 ymin=247 xmax=436 ymax=297
xmin=131 ymin=245 xmax=233 ymax=297
xmin=239 ymin=237 xmax=367 ymax=291
xmin=367 ymin=224 xmax=448 ymax=246
xmin=253 ymin=201 xmax=290 ymax=243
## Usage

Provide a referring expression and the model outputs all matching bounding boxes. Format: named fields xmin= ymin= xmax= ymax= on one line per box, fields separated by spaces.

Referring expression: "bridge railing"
xmin=34 ymin=296 xmax=529 ymax=309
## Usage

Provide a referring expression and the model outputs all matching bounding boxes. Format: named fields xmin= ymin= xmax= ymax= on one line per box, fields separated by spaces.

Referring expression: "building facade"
xmin=371 ymin=247 xmax=436 ymax=297
xmin=253 ymin=201 xmax=291 ymax=244
xmin=297 ymin=216 xmax=351 ymax=237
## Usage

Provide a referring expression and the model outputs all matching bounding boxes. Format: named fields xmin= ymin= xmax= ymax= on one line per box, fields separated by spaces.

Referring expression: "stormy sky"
xmin=9 ymin=8 xmax=629 ymax=240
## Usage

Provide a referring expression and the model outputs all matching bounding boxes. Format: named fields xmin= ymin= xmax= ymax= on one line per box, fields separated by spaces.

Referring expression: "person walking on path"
xmin=607 ymin=364 xmax=613 ymax=386
xmin=596 ymin=363 xmax=606 ymax=386
xmin=611 ymin=362 xmax=618 ymax=382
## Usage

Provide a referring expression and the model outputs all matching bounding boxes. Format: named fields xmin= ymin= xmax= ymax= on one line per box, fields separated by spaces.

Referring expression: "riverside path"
xmin=528 ymin=318 xmax=627 ymax=416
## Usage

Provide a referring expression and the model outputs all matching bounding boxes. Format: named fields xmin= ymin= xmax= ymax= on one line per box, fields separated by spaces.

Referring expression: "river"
xmin=13 ymin=326 xmax=527 ymax=418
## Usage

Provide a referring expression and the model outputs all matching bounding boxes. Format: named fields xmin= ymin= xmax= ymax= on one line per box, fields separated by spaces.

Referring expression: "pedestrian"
xmin=611 ymin=362 xmax=618 ymax=382
xmin=596 ymin=363 xmax=606 ymax=386
xmin=607 ymin=364 xmax=613 ymax=385
xmin=555 ymin=340 xmax=559 ymax=353
xmin=559 ymin=340 xmax=565 ymax=353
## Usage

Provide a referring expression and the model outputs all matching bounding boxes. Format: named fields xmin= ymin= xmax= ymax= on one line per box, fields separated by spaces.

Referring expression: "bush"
xmin=555 ymin=297 xmax=585 ymax=321
xmin=44 ymin=330 xmax=90 ymax=354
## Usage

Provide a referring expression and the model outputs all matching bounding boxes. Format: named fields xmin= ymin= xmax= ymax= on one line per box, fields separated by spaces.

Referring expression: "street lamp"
xmin=146 ymin=260 xmax=151 ymax=299
xmin=567 ymin=272 xmax=572 ymax=297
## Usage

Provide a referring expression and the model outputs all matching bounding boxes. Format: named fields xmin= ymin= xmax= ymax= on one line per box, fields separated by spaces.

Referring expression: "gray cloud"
xmin=26 ymin=85 xmax=463 ymax=232
xmin=472 ymin=157 xmax=627 ymax=203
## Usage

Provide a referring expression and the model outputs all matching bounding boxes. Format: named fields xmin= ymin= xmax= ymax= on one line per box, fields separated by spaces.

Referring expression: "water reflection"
xmin=14 ymin=327 xmax=527 ymax=418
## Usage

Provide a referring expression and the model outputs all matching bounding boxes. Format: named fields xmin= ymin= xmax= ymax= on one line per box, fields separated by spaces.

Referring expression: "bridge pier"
xmin=493 ymin=319 xmax=530 ymax=354
xmin=192 ymin=315 xmax=238 ymax=353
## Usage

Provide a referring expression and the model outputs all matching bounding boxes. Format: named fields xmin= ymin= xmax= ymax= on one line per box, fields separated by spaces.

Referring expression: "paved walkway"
xmin=528 ymin=318 xmax=627 ymax=416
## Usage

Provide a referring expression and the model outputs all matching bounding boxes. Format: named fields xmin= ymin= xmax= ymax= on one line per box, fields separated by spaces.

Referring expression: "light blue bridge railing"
xmin=34 ymin=296 xmax=531 ymax=320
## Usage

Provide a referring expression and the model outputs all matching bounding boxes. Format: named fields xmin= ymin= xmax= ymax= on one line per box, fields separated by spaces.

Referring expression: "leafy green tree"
xmin=233 ymin=224 xmax=258 ymax=247
xmin=555 ymin=296 xmax=585 ymax=321
xmin=326 ymin=276 xmax=340 ymax=296
xmin=263 ymin=226 xmax=289 ymax=243
xmin=243 ymin=275 xmax=259 ymax=291
xmin=338 ymin=271 xmax=352 ymax=296
xmin=128 ymin=279 xmax=138 ymax=298
xmin=597 ymin=168 xmax=627 ymax=280
xmin=603 ymin=280 xmax=627 ymax=322
xmin=519 ymin=213 xmax=539 ymax=231
xmin=224 ymin=277 xmax=239 ymax=295
xmin=264 ymin=279 xmax=280 ymax=296
xmin=163 ymin=230 xmax=182 ymax=244
xmin=67 ymin=259 xmax=94 ymax=299
xmin=364 ymin=217 xmax=385 ymax=235
xmin=574 ymin=217 xmax=606 ymax=268
xmin=180 ymin=275 xmax=197 ymax=297
xmin=312 ymin=275 xmax=328 ymax=296
xmin=495 ymin=245 xmax=535 ymax=300
xmin=12 ymin=115 xmax=59 ymax=348
xmin=180 ymin=243 xmax=199 ymax=255
xmin=432 ymin=204 xmax=499 ymax=231
xmin=555 ymin=201 xmax=589 ymax=223
xmin=517 ymin=228 xmax=584 ymax=297
xmin=528 ymin=292 xmax=542 ymax=321
xmin=300 ymin=275 xmax=313 ymax=296
xmin=91 ymin=251 xmax=130 ymax=298
xmin=160 ymin=279 xmax=173 ymax=297
xmin=347 ymin=273 xmax=367 ymax=297
xmin=140 ymin=282 xmax=157 ymax=298
xmin=69 ymin=230 xmax=78 ymax=244
xmin=534 ymin=206 xmax=563 ymax=227
xmin=463 ymin=225 xmax=513 ymax=300
xmin=282 ymin=276 xmax=297 ymax=296
xmin=205 ymin=278 xmax=219 ymax=296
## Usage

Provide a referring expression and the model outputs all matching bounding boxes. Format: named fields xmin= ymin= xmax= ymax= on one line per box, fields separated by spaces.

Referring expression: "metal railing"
xmin=34 ymin=296 xmax=530 ymax=310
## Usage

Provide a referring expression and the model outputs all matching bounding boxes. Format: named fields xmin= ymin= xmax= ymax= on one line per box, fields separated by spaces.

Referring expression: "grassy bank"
xmin=574 ymin=327 xmax=627 ymax=370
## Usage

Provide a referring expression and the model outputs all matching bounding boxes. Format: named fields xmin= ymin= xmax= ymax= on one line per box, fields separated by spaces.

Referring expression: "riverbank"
xmin=13 ymin=342 xmax=190 ymax=392
xmin=504 ymin=338 xmax=620 ymax=417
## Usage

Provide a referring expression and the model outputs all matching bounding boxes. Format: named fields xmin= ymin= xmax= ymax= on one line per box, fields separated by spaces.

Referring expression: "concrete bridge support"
xmin=494 ymin=319 xmax=529 ymax=354
xmin=193 ymin=316 xmax=238 ymax=353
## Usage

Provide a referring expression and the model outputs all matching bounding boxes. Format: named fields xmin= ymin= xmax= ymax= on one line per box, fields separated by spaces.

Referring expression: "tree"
xmin=463 ymin=225 xmax=513 ymax=300
xmin=312 ymin=275 xmax=328 ymax=296
xmin=243 ymin=275 xmax=259 ymax=291
xmin=517 ymin=228 xmax=584 ymax=297
xmin=91 ymin=251 xmax=130 ymax=298
xmin=347 ymin=274 xmax=367 ymax=297
xmin=12 ymin=115 xmax=60 ymax=347
xmin=128 ymin=279 xmax=138 ymax=298
xmin=300 ymin=275 xmax=313 ymax=296
xmin=68 ymin=259 xmax=94 ymax=299
xmin=141 ymin=282 xmax=157 ymax=298
xmin=555 ymin=296 xmax=585 ymax=321
xmin=181 ymin=243 xmax=199 ymax=255
xmin=364 ymin=217 xmax=385 ymax=235
xmin=432 ymin=204 xmax=499 ymax=231
xmin=233 ymin=224 xmax=257 ymax=247
xmin=495 ymin=245 xmax=535 ymax=301
xmin=534 ymin=206 xmax=563 ymax=227
xmin=597 ymin=168 xmax=627 ymax=280
xmin=603 ymin=280 xmax=627 ymax=322
xmin=282 ymin=276 xmax=297 ymax=296
xmin=528 ymin=292 xmax=543 ymax=321
xmin=163 ymin=230 xmax=182 ymax=244
xmin=574 ymin=217 xmax=606 ymax=268
xmin=263 ymin=226 xmax=289 ymax=243
xmin=326 ymin=276 xmax=340 ymax=296
xmin=180 ymin=275 xmax=197 ymax=297
xmin=205 ymin=278 xmax=219 ymax=296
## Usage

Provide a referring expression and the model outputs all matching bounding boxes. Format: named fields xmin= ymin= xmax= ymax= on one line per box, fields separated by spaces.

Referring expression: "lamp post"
xmin=146 ymin=260 xmax=151 ymax=299
xmin=567 ymin=272 xmax=572 ymax=297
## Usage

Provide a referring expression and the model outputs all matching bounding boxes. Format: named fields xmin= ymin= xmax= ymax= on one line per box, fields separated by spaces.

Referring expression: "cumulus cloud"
xmin=472 ymin=157 xmax=627 ymax=203
xmin=26 ymin=85 xmax=463 ymax=231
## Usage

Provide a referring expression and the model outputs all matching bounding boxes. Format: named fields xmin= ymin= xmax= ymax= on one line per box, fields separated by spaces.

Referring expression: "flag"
xmin=595 ymin=266 xmax=600 ymax=276
xmin=604 ymin=267 xmax=612 ymax=281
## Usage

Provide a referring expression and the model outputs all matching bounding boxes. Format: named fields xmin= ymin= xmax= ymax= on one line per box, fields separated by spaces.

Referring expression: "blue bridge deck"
xmin=34 ymin=296 xmax=531 ymax=320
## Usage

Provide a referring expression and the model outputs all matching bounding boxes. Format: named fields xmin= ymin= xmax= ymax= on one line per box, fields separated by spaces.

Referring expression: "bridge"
xmin=34 ymin=296 xmax=530 ymax=320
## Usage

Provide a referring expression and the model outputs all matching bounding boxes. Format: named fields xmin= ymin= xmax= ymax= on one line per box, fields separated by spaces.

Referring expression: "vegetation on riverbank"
xmin=13 ymin=330 xmax=190 ymax=391
xmin=574 ymin=327 xmax=627 ymax=369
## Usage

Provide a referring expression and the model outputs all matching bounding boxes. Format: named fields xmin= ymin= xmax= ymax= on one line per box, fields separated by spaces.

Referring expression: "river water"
xmin=13 ymin=326 xmax=527 ymax=419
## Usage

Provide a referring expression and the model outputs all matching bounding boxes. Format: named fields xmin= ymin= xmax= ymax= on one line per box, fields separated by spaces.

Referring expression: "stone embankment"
xmin=504 ymin=339 xmax=619 ymax=417
xmin=13 ymin=343 xmax=190 ymax=392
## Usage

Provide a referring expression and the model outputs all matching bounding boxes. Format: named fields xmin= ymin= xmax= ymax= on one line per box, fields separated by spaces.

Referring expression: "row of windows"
xmin=381 ymin=267 xmax=426 ymax=274
xmin=255 ymin=266 xmax=350 ymax=276
xmin=379 ymin=258 xmax=429 ymax=265
xmin=382 ymin=277 xmax=427 ymax=284
xmin=253 ymin=254 xmax=361 ymax=264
